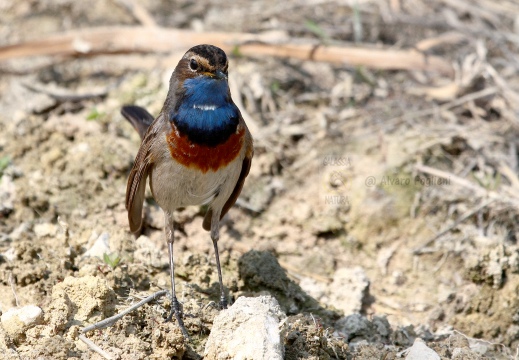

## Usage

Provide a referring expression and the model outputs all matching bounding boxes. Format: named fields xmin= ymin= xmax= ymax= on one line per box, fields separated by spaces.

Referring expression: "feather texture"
xmin=171 ymin=76 xmax=239 ymax=147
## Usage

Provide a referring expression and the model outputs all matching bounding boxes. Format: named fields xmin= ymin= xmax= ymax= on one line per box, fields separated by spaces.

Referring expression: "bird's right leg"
xmin=210 ymin=209 xmax=228 ymax=310
xmin=164 ymin=212 xmax=189 ymax=338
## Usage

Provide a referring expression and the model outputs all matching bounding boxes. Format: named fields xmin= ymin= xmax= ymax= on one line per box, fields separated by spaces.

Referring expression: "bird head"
xmin=177 ymin=44 xmax=229 ymax=83
xmin=165 ymin=45 xmax=240 ymax=147
xmin=165 ymin=44 xmax=233 ymax=114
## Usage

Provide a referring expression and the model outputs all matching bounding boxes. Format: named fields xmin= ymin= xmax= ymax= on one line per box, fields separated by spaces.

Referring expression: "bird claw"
xmin=166 ymin=296 xmax=190 ymax=339
xmin=219 ymin=296 xmax=228 ymax=310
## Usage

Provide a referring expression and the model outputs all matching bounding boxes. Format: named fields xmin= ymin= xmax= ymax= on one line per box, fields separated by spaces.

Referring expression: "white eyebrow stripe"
xmin=193 ymin=104 xmax=217 ymax=111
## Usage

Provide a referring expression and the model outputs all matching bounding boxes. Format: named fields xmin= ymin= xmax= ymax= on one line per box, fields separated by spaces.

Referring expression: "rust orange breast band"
xmin=166 ymin=125 xmax=244 ymax=173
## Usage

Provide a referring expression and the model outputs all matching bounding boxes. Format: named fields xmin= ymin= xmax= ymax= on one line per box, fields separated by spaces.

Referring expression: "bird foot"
xmin=219 ymin=296 xmax=228 ymax=310
xmin=166 ymin=296 xmax=190 ymax=339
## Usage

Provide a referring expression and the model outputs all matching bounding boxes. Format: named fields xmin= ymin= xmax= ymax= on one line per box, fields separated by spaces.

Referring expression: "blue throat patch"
xmin=171 ymin=76 xmax=239 ymax=147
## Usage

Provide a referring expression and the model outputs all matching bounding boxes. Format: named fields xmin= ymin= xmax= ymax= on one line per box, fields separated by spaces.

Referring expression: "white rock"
xmin=2 ymin=305 xmax=42 ymax=325
xmin=204 ymin=296 xmax=286 ymax=360
xmin=3 ymin=247 xmax=17 ymax=262
xmin=469 ymin=340 xmax=488 ymax=355
xmin=1 ymin=305 xmax=43 ymax=341
xmin=33 ymin=223 xmax=58 ymax=239
xmin=329 ymin=267 xmax=370 ymax=314
xmin=400 ymin=338 xmax=440 ymax=360
xmin=70 ymin=142 xmax=90 ymax=154
xmin=83 ymin=232 xmax=110 ymax=259
xmin=299 ymin=277 xmax=326 ymax=301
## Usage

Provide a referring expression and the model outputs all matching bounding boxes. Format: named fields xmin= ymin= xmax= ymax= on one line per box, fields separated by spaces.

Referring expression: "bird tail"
xmin=121 ymin=105 xmax=155 ymax=140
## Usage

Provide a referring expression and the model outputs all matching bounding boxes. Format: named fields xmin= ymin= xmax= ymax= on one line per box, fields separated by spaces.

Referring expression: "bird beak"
xmin=214 ymin=70 xmax=227 ymax=80
xmin=201 ymin=70 xmax=227 ymax=80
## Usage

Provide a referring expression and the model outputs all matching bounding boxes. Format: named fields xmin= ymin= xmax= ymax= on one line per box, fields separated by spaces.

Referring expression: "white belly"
xmin=149 ymin=153 xmax=242 ymax=212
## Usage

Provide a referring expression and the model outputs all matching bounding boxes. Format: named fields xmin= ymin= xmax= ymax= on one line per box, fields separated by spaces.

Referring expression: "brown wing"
xmin=203 ymin=130 xmax=253 ymax=231
xmin=126 ymin=120 xmax=157 ymax=233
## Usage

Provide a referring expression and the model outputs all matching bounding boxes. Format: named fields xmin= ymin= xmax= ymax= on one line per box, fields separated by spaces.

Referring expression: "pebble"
xmin=204 ymin=295 xmax=286 ymax=360
xmin=329 ymin=267 xmax=370 ymax=314
xmin=400 ymin=338 xmax=440 ymax=360
xmin=33 ymin=223 xmax=58 ymax=239
xmin=1 ymin=305 xmax=43 ymax=343
xmin=83 ymin=232 xmax=111 ymax=259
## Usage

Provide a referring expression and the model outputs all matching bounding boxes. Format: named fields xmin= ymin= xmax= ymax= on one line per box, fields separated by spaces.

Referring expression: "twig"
xmin=442 ymin=86 xmax=497 ymax=111
xmin=9 ymin=272 xmax=20 ymax=307
xmin=432 ymin=251 xmax=450 ymax=273
xmin=412 ymin=164 xmax=498 ymax=254
xmin=413 ymin=165 xmax=519 ymax=255
xmin=485 ymin=64 xmax=519 ymax=111
xmin=452 ymin=329 xmax=508 ymax=353
xmin=387 ymin=86 xmax=498 ymax=125
xmin=78 ymin=290 xmax=169 ymax=359
xmin=415 ymin=31 xmax=468 ymax=52
xmin=412 ymin=199 xmax=492 ymax=254
xmin=498 ymin=162 xmax=519 ymax=190
xmin=415 ymin=164 xmax=491 ymax=196
xmin=78 ymin=334 xmax=113 ymax=360
xmin=0 ymin=26 xmax=454 ymax=76
xmin=82 ymin=289 xmax=168 ymax=333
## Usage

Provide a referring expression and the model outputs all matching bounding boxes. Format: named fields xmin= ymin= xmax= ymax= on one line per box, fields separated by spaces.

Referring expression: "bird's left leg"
xmin=210 ymin=209 xmax=227 ymax=309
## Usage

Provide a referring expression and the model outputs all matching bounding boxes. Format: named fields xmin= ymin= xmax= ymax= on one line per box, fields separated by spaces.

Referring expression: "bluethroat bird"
xmin=121 ymin=45 xmax=253 ymax=337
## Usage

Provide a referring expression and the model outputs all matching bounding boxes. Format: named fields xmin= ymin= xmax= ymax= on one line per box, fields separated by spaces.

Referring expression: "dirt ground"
xmin=1 ymin=0 xmax=519 ymax=359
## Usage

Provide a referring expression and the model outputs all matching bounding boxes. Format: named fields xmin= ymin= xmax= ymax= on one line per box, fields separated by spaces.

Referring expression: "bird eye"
xmin=189 ymin=59 xmax=199 ymax=71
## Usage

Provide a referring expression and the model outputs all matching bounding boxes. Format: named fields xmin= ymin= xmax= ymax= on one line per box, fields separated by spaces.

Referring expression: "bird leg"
xmin=210 ymin=210 xmax=227 ymax=309
xmin=164 ymin=212 xmax=189 ymax=338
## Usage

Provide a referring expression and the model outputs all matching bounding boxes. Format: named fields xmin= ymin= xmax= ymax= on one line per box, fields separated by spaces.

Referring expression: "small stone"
xmin=329 ymin=267 xmax=370 ymax=314
xmin=372 ymin=316 xmax=391 ymax=338
xmin=204 ymin=295 xmax=286 ymax=360
xmin=401 ymin=338 xmax=440 ymax=360
xmin=335 ymin=313 xmax=371 ymax=341
xmin=33 ymin=223 xmax=58 ymax=239
xmin=83 ymin=232 xmax=110 ymax=259
xmin=1 ymin=305 xmax=43 ymax=344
